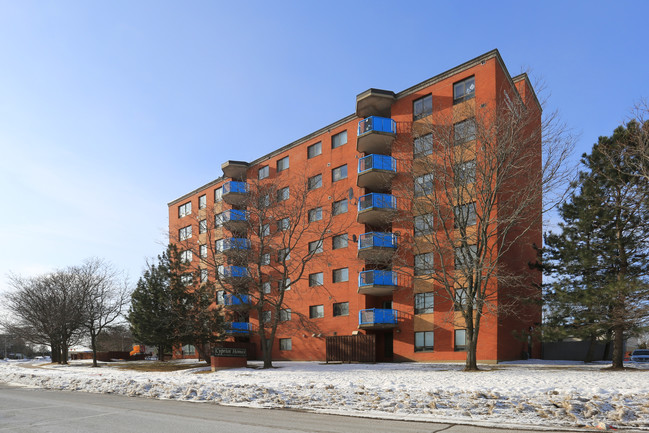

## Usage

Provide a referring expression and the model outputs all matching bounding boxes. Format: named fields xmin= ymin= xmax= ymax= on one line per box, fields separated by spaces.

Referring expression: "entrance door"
xmin=384 ymin=331 xmax=393 ymax=360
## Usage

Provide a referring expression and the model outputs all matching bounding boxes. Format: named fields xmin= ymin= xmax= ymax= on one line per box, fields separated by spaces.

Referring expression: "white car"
xmin=631 ymin=349 xmax=649 ymax=363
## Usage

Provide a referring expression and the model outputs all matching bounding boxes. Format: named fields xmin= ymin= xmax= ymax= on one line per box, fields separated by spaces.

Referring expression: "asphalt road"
xmin=0 ymin=383 xmax=626 ymax=433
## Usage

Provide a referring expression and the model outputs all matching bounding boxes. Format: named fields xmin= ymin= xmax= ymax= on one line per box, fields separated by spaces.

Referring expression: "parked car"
xmin=630 ymin=349 xmax=649 ymax=363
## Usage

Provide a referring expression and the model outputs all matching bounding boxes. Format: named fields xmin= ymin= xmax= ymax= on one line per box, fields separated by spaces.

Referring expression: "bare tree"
xmin=4 ymin=271 xmax=87 ymax=364
xmin=393 ymin=77 xmax=575 ymax=370
xmin=176 ymin=169 xmax=352 ymax=368
xmin=75 ymin=259 xmax=130 ymax=367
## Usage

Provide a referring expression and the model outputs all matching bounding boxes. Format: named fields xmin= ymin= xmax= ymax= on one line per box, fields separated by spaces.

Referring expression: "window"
xmin=415 ymin=173 xmax=434 ymax=197
xmin=332 ymin=268 xmax=348 ymax=283
xmin=309 ymin=305 xmax=324 ymax=319
xmin=308 ymin=240 xmax=323 ymax=254
xmin=455 ymin=244 xmax=477 ymax=269
xmin=260 ymin=223 xmax=270 ymax=237
xmin=262 ymin=311 xmax=271 ymax=323
xmin=278 ymin=217 xmax=290 ymax=231
xmin=215 ymin=239 xmax=225 ymax=252
xmin=454 ymin=118 xmax=476 ymax=144
xmin=179 ymin=225 xmax=192 ymax=241
xmin=277 ymin=156 xmax=289 ymax=172
xmin=278 ymin=248 xmax=290 ymax=262
xmin=332 ymin=165 xmax=347 ymax=182
xmin=283 ymin=278 xmax=291 ymax=291
xmin=455 ymin=329 xmax=468 ymax=351
xmin=454 ymin=160 xmax=476 ymax=186
xmin=307 ymin=142 xmax=322 ymax=158
xmin=333 ymin=302 xmax=349 ymax=317
xmin=309 ymin=272 xmax=323 ymax=287
xmin=200 ymin=269 xmax=208 ymax=283
xmin=455 ymin=288 xmax=469 ymax=311
xmin=261 ymin=252 xmax=271 ymax=265
xmin=453 ymin=76 xmax=475 ymax=104
xmin=199 ymin=219 xmax=207 ymax=234
xmin=199 ymin=244 xmax=207 ymax=258
xmin=181 ymin=273 xmax=193 ymax=286
xmin=258 ymin=166 xmax=269 ymax=179
xmin=308 ymin=174 xmax=322 ymax=190
xmin=280 ymin=309 xmax=291 ymax=322
xmin=277 ymin=186 xmax=289 ymax=201
xmin=260 ymin=194 xmax=270 ymax=207
xmin=279 ymin=338 xmax=292 ymax=351
xmin=414 ymin=331 xmax=434 ymax=352
xmin=454 ymin=203 xmax=477 ymax=228
xmin=214 ymin=187 xmax=223 ymax=202
xmin=415 ymin=252 xmax=434 ymax=275
xmin=332 ymin=199 xmax=348 ymax=215
xmin=216 ymin=290 xmax=224 ymax=305
xmin=332 ymin=234 xmax=348 ymax=249
xmin=413 ymin=94 xmax=432 ymax=120
xmin=181 ymin=250 xmax=192 ymax=263
xmin=178 ymin=202 xmax=192 ymax=218
xmin=182 ymin=344 xmax=196 ymax=355
xmin=414 ymin=214 xmax=434 ymax=236
xmin=414 ymin=133 xmax=433 ymax=158
xmin=198 ymin=195 xmax=206 ymax=209
xmin=214 ymin=213 xmax=224 ymax=227
xmin=308 ymin=207 xmax=322 ymax=222
xmin=263 ymin=281 xmax=271 ymax=294
xmin=331 ymin=130 xmax=347 ymax=149
xmin=415 ymin=292 xmax=434 ymax=314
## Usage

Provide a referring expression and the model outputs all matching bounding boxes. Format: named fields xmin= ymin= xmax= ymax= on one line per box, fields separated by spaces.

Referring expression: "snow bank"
xmin=1 ymin=360 xmax=647 ymax=430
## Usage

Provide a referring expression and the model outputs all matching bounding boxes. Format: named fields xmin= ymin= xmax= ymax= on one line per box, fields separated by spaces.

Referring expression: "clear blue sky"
xmin=0 ymin=1 xmax=647 ymax=294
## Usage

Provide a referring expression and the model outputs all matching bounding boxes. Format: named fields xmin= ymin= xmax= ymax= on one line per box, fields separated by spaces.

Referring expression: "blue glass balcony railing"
xmin=358 ymin=232 xmax=398 ymax=250
xmin=223 ymin=294 xmax=251 ymax=306
xmin=219 ymin=265 xmax=249 ymax=278
xmin=357 ymin=116 xmax=396 ymax=136
xmin=358 ymin=308 xmax=398 ymax=326
xmin=359 ymin=270 xmax=398 ymax=287
xmin=358 ymin=154 xmax=397 ymax=174
xmin=217 ymin=238 xmax=251 ymax=252
xmin=226 ymin=322 xmax=252 ymax=333
xmin=358 ymin=193 xmax=396 ymax=213
xmin=223 ymin=181 xmax=249 ymax=195
xmin=223 ymin=209 xmax=247 ymax=223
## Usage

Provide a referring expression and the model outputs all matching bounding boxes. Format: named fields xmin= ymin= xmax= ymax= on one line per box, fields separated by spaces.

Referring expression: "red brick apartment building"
xmin=168 ymin=49 xmax=542 ymax=363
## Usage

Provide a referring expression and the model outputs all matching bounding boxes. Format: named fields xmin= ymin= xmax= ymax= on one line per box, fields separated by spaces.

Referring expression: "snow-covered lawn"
xmin=1 ymin=359 xmax=648 ymax=431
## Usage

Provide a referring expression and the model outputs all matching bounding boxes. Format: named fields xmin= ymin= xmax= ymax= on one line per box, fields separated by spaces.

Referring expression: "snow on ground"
xmin=1 ymin=358 xmax=648 ymax=431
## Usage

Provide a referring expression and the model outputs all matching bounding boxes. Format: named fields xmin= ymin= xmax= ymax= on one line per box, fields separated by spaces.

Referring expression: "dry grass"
xmin=112 ymin=361 xmax=208 ymax=372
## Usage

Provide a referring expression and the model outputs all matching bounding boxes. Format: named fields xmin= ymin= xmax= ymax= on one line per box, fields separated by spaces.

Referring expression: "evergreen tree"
xmin=543 ymin=123 xmax=649 ymax=368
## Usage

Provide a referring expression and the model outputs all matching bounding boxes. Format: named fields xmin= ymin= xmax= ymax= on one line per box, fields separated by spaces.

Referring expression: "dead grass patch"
xmin=113 ymin=361 xmax=208 ymax=372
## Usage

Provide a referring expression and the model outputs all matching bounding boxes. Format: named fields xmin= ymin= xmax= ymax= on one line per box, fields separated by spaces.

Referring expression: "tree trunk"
xmin=196 ymin=344 xmax=212 ymax=365
xmin=61 ymin=345 xmax=68 ymax=365
xmin=611 ymin=325 xmax=625 ymax=369
xmin=584 ymin=335 xmax=597 ymax=363
xmin=157 ymin=345 xmax=165 ymax=361
xmin=464 ymin=327 xmax=478 ymax=371
xmin=51 ymin=342 xmax=59 ymax=364
xmin=602 ymin=330 xmax=612 ymax=361
xmin=91 ymin=332 xmax=98 ymax=368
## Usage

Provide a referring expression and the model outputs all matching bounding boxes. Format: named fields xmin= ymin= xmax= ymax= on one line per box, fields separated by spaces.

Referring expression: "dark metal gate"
xmin=325 ymin=335 xmax=376 ymax=363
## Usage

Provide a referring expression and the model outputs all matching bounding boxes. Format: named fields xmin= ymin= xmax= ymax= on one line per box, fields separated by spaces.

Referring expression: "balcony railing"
xmin=357 ymin=193 xmax=397 ymax=226
xmin=359 ymin=232 xmax=397 ymax=249
xmin=357 ymin=116 xmax=396 ymax=137
xmin=223 ymin=181 xmax=248 ymax=194
xmin=226 ymin=322 xmax=252 ymax=334
xmin=358 ymin=308 xmax=398 ymax=328
xmin=223 ymin=293 xmax=251 ymax=307
xmin=224 ymin=209 xmax=247 ymax=222
xmin=218 ymin=265 xmax=249 ymax=278
xmin=357 ymin=116 xmax=397 ymax=155
xmin=358 ymin=270 xmax=398 ymax=296
xmin=358 ymin=154 xmax=396 ymax=174
xmin=216 ymin=238 xmax=251 ymax=253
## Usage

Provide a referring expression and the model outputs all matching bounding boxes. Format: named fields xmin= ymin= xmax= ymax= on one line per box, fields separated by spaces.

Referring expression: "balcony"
xmin=358 ymin=308 xmax=398 ymax=330
xmin=223 ymin=294 xmax=252 ymax=310
xmin=357 ymin=154 xmax=397 ymax=191
xmin=357 ymin=232 xmax=398 ymax=262
xmin=222 ymin=209 xmax=248 ymax=233
xmin=216 ymin=238 xmax=251 ymax=257
xmin=222 ymin=181 xmax=249 ymax=206
xmin=226 ymin=322 xmax=252 ymax=335
xmin=218 ymin=265 xmax=250 ymax=287
xmin=221 ymin=160 xmax=248 ymax=180
xmin=357 ymin=193 xmax=396 ymax=226
xmin=356 ymin=88 xmax=396 ymax=119
xmin=358 ymin=270 xmax=398 ymax=296
xmin=357 ymin=116 xmax=396 ymax=155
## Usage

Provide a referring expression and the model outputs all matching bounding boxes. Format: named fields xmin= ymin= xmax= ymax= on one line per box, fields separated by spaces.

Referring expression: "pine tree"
xmin=543 ymin=123 xmax=649 ymax=368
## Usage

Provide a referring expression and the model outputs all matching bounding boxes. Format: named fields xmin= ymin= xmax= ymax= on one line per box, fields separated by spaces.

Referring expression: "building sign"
xmin=212 ymin=347 xmax=247 ymax=358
